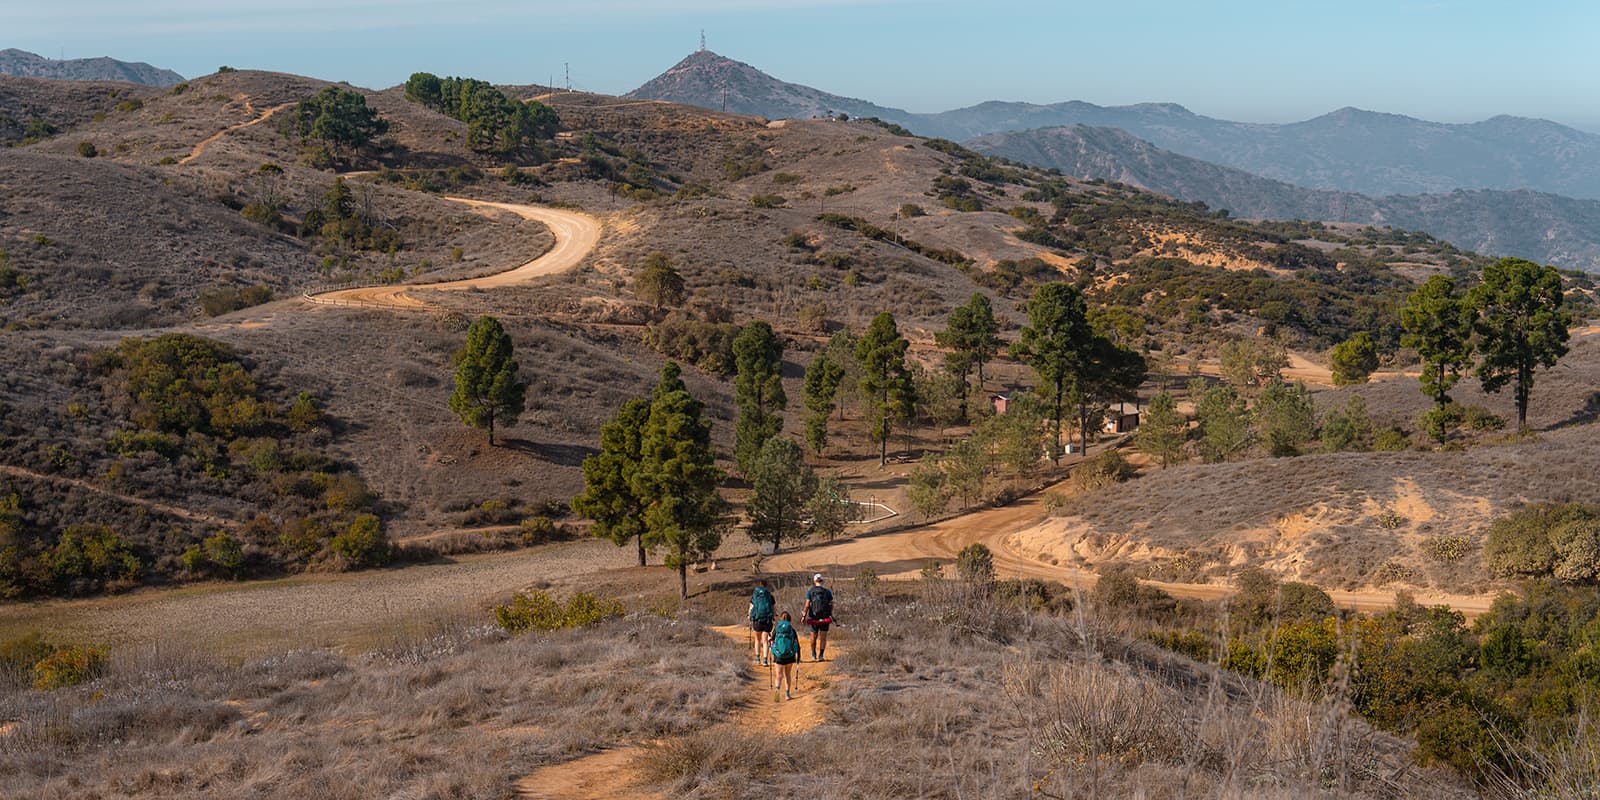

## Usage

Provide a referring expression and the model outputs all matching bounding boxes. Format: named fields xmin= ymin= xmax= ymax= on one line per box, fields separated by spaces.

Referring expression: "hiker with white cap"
xmin=802 ymin=572 xmax=834 ymax=661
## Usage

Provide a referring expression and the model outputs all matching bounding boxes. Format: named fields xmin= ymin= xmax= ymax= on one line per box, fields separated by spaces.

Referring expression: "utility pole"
xmin=565 ymin=62 xmax=570 ymax=92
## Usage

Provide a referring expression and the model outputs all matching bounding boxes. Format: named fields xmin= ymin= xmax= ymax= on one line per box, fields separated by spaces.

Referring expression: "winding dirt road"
xmin=765 ymin=482 xmax=1497 ymax=617
xmin=0 ymin=464 xmax=241 ymax=530
xmin=304 ymin=199 xmax=601 ymax=310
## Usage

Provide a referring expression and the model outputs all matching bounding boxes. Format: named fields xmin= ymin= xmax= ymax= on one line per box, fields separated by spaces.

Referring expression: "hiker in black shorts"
xmin=749 ymin=579 xmax=775 ymax=665
xmin=770 ymin=611 xmax=800 ymax=700
xmin=803 ymin=573 xmax=834 ymax=661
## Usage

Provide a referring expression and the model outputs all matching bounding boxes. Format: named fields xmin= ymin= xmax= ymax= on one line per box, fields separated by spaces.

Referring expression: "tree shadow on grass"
xmin=498 ymin=438 xmax=598 ymax=466
xmin=1543 ymin=391 xmax=1600 ymax=432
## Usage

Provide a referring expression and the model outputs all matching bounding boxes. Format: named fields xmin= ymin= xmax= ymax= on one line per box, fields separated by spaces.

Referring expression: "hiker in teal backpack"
xmin=769 ymin=611 xmax=801 ymax=700
xmin=749 ymin=579 xmax=775 ymax=665
xmin=803 ymin=573 xmax=835 ymax=661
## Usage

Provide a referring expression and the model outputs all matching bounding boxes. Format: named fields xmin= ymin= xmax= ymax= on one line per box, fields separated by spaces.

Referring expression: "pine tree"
xmin=1192 ymin=380 xmax=1252 ymax=463
xmin=1136 ymin=392 xmax=1186 ymax=468
xmin=1011 ymin=283 xmax=1094 ymax=462
xmin=1468 ymin=258 xmax=1572 ymax=430
xmin=855 ymin=312 xmax=915 ymax=466
xmin=805 ymin=476 xmax=850 ymax=542
xmin=1256 ymin=379 xmax=1317 ymax=457
xmin=572 ymin=398 xmax=652 ymax=565
xmin=802 ymin=351 xmax=844 ymax=455
xmin=1330 ymin=332 xmax=1380 ymax=386
xmin=634 ymin=362 xmax=727 ymax=598
xmin=1401 ymin=275 xmax=1475 ymax=439
xmin=449 ymin=316 xmax=526 ymax=445
xmin=746 ymin=437 xmax=816 ymax=554
xmin=936 ymin=293 xmax=1001 ymax=420
xmin=635 ymin=252 xmax=686 ymax=312
xmin=733 ymin=321 xmax=786 ymax=477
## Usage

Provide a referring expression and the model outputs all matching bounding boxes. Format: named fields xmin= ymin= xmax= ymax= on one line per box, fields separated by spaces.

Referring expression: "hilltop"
xmin=624 ymin=48 xmax=906 ymax=121
xmin=0 ymin=48 xmax=183 ymax=87
xmin=969 ymin=124 xmax=1600 ymax=272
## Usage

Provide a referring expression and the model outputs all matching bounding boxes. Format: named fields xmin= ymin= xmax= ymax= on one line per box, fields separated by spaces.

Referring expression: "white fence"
xmin=846 ymin=500 xmax=898 ymax=525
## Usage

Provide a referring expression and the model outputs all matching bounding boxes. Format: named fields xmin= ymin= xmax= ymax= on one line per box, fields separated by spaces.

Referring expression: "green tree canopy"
xmin=1136 ymin=392 xmax=1186 ymax=468
xmin=746 ymin=437 xmax=816 ymax=554
xmin=405 ymin=72 xmax=560 ymax=155
xmin=1256 ymin=379 xmax=1317 ymax=457
xmin=635 ymin=252 xmax=686 ymax=312
xmin=733 ymin=321 xmax=786 ymax=477
xmin=855 ymin=312 xmax=915 ymax=466
xmin=1401 ymin=275 xmax=1475 ymax=413
xmin=1330 ymin=332 xmax=1380 ymax=386
xmin=1011 ymin=282 xmax=1094 ymax=461
xmin=1468 ymin=257 xmax=1571 ymax=430
xmin=634 ymin=363 xmax=727 ymax=598
xmin=1219 ymin=339 xmax=1287 ymax=391
xmin=295 ymin=86 xmax=388 ymax=154
xmin=449 ymin=315 xmax=527 ymax=444
xmin=1192 ymin=380 xmax=1252 ymax=463
xmin=936 ymin=292 xmax=1002 ymax=420
xmin=572 ymin=397 xmax=652 ymax=565
xmin=801 ymin=351 xmax=844 ymax=455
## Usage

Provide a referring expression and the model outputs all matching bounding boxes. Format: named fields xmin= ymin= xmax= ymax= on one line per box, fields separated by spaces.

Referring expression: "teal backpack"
xmin=770 ymin=621 xmax=799 ymax=660
xmin=750 ymin=586 xmax=774 ymax=622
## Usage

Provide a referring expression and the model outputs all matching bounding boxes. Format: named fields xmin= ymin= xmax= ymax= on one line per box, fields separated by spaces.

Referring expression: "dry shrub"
xmin=636 ymin=728 xmax=790 ymax=790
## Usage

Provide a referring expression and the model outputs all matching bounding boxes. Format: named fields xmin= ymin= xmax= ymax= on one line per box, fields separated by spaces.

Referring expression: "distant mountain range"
xmin=969 ymin=125 xmax=1600 ymax=272
xmin=628 ymin=50 xmax=1600 ymax=201
xmin=0 ymin=48 xmax=183 ymax=87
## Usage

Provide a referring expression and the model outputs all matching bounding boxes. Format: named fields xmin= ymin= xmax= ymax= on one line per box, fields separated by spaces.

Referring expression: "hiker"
xmin=770 ymin=611 xmax=800 ymax=700
xmin=803 ymin=573 xmax=834 ymax=661
xmin=749 ymin=579 xmax=775 ymax=665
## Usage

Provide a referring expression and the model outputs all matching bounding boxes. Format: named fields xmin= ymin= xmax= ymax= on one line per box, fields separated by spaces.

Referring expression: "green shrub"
xmin=203 ymin=532 xmax=244 ymax=574
xmin=1074 ymin=449 xmax=1135 ymax=491
xmin=495 ymin=590 xmax=623 ymax=633
xmin=32 ymin=645 xmax=107 ymax=690
xmin=116 ymin=99 xmax=144 ymax=112
xmin=198 ymin=283 xmax=274 ymax=317
xmin=76 ymin=141 xmax=97 ymax=158
xmin=1461 ymin=404 xmax=1506 ymax=432
xmin=770 ymin=172 xmax=801 ymax=185
xmin=1422 ymin=536 xmax=1470 ymax=562
xmin=748 ymin=194 xmax=786 ymax=209
xmin=519 ymin=516 xmax=558 ymax=544
xmin=44 ymin=525 xmax=140 ymax=592
xmin=1484 ymin=503 xmax=1598 ymax=581
xmin=898 ymin=203 xmax=925 ymax=218
xmin=329 ymin=514 xmax=389 ymax=568
xmin=1373 ymin=427 xmax=1411 ymax=451
xmin=0 ymin=632 xmax=55 ymax=685
xmin=955 ymin=543 xmax=995 ymax=585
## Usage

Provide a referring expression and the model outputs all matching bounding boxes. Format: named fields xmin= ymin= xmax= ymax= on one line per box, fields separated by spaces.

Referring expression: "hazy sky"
xmin=6 ymin=0 xmax=1597 ymax=129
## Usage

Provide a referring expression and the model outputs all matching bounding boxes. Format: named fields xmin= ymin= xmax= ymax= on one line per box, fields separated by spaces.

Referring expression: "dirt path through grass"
xmin=764 ymin=480 xmax=1497 ymax=617
xmin=0 ymin=463 xmax=242 ymax=529
xmin=178 ymin=100 xmax=295 ymax=165
xmin=303 ymin=199 xmax=600 ymax=310
xmin=513 ymin=624 xmax=841 ymax=799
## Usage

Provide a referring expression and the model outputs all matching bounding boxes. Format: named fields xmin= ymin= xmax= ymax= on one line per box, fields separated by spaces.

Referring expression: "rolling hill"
xmin=969 ymin=124 xmax=1600 ymax=272
xmin=0 ymin=48 xmax=183 ymax=87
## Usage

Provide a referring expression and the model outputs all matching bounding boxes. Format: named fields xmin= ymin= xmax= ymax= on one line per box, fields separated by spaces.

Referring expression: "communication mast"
xmin=700 ymin=30 xmax=707 ymax=52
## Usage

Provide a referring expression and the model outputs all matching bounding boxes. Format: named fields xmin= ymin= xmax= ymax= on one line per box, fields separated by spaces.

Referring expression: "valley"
xmin=1 ymin=45 xmax=1598 ymax=799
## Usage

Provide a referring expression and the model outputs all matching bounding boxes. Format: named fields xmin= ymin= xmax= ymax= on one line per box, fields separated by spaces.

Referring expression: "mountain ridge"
xmin=0 ymin=48 xmax=184 ymax=87
xmin=969 ymin=124 xmax=1600 ymax=272
xmin=627 ymin=50 xmax=1600 ymax=199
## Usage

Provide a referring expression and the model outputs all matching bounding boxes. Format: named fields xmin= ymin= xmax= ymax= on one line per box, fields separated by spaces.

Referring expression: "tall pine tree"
xmin=1011 ymin=283 xmax=1094 ymax=462
xmin=802 ymin=351 xmax=844 ymax=456
xmin=449 ymin=315 xmax=526 ymax=445
xmin=1468 ymin=258 xmax=1571 ymax=430
xmin=1401 ymin=275 xmax=1475 ymax=427
xmin=936 ymin=293 xmax=1001 ymax=421
xmin=855 ymin=312 xmax=915 ymax=466
xmin=634 ymin=362 xmax=727 ymax=598
xmin=572 ymin=398 xmax=652 ymax=565
xmin=733 ymin=321 xmax=786 ymax=477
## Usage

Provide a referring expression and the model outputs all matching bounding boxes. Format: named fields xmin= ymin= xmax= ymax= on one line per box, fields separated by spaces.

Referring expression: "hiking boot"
xmin=785 ymin=691 xmax=793 ymax=700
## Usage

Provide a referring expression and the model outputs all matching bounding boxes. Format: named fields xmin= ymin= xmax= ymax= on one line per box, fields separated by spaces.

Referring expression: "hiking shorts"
xmin=773 ymin=653 xmax=797 ymax=666
xmin=806 ymin=618 xmax=831 ymax=632
xmin=751 ymin=617 xmax=773 ymax=633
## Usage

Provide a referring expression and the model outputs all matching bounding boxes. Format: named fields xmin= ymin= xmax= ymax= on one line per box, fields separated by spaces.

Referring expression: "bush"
xmin=519 ymin=516 xmax=558 ymax=544
xmin=198 ymin=284 xmax=273 ymax=317
xmin=0 ymin=632 xmax=55 ymax=685
xmin=1373 ymin=427 xmax=1411 ymax=451
xmin=1074 ymin=450 xmax=1135 ymax=491
xmin=1422 ymin=536 xmax=1471 ymax=562
xmin=1484 ymin=503 xmax=1599 ymax=581
xmin=956 ymin=543 xmax=995 ymax=585
xmin=329 ymin=514 xmax=390 ymax=568
xmin=494 ymin=590 xmax=623 ymax=633
xmin=44 ymin=525 xmax=141 ymax=593
xmin=32 ymin=645 xmax=107 ymax=690
xmin=749 ymin=194 xmax=786 ymax=209
xmin=76 ymin=141 xmax=97 ymax=158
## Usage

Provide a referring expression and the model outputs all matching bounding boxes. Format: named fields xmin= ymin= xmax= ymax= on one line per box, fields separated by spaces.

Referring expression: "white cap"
xmin=813 ymin=573 xmax=825 ymax=583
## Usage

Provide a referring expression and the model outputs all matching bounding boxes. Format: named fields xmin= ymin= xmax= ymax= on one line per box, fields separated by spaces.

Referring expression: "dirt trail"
xmin=0 ymin=464 xmax=241 ymax=529
xmin=765 ymin=480 xmax=1497 ymax=617
xmin=304 ymin=199 xmax=600 ymax=310
xmin=514 ymin=624 xmax=839 ymax=799
xmin=178 ymin=101 xmax=295 ymax=165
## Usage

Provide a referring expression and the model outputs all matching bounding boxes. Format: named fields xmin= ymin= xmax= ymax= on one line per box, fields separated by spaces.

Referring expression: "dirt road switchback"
xmin=305 ymin=198 xmax=601 ymax=310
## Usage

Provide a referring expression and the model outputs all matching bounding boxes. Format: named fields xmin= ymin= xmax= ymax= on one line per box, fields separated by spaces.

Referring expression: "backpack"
xmin=807 ymin=587 xmax=833 ymax=621
xmin=770 ymin=622 xmax=799 ymax=660
xmin=750 ymin=586 xmax=774 ymax=622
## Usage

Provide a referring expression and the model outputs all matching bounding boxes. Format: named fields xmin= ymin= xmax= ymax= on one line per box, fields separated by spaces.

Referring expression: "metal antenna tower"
xmin=564 ymin=62 xmax=570 ymax=92
xmin=700 ymin=30 xmax=707 ymax=51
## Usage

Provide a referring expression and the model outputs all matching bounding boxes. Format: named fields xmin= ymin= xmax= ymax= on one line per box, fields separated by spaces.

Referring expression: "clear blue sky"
xmin=7 ymin=0 xmax=1598 ymax=130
